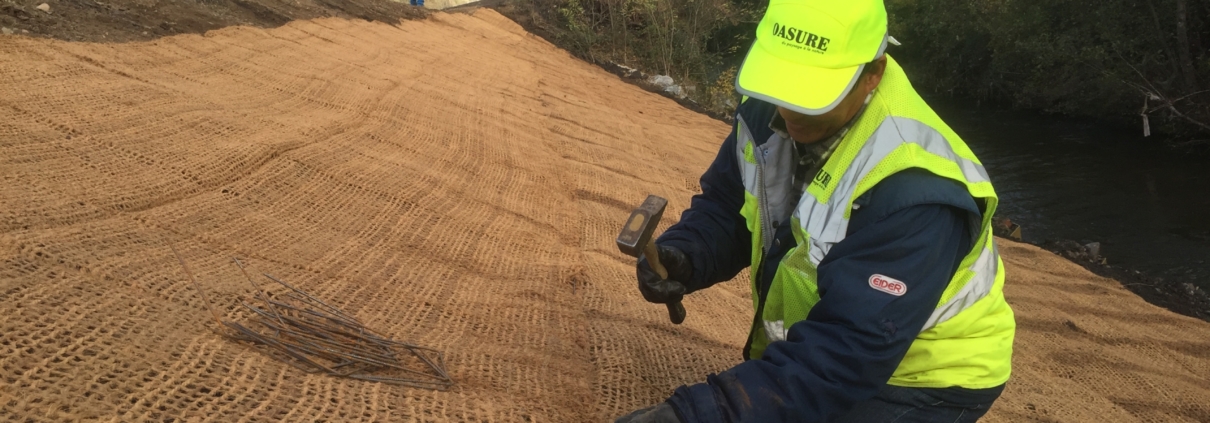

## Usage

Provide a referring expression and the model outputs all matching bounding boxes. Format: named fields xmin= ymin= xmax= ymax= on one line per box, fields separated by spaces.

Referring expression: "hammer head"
xmin=616 ymin=195 xmax=668 ymax=257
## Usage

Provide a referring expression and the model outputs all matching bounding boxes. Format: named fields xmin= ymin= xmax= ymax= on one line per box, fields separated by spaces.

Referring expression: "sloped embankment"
xmin=1 ymin=9 xmax=1208 ymax=422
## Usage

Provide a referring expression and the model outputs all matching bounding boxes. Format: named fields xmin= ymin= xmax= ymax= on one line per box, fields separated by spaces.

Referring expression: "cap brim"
xmin=735 ymin=41 xmax=863 ymax=116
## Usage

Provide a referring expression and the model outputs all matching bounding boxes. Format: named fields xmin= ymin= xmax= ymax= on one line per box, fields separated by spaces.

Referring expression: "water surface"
xmin=931 ymin=99 xmax=1210 ymax=290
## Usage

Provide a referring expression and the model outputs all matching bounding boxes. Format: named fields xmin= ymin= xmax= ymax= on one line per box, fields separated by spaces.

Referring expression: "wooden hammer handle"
xmin=642 ymin=242 xmax=687 ymax=325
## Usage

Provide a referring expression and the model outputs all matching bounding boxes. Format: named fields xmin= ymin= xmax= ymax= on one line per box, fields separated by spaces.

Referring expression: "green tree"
xmin=887 ymin=0 xmax=1210 ymax=140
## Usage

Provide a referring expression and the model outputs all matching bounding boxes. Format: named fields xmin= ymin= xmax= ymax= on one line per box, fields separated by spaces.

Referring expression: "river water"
xmin=927 ymin=98 xmax=1210 ymax=291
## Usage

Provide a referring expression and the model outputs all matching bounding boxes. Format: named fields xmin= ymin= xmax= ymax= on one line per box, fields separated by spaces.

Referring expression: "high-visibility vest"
xmin=737 ymin=56 xmax=1015 ymax=388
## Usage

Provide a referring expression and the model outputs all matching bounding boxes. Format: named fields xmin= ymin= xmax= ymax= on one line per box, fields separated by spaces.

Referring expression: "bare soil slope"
xmin=1 ymin=10 xmax=1208 ymax=422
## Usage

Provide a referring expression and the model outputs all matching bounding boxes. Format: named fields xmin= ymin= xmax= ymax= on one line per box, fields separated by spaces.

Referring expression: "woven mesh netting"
xmin=1 ymin=10 xmax=1208 ymax=422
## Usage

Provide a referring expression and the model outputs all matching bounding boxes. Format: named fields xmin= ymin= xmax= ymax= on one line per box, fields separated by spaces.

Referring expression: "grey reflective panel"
xmin=960 ymin=158 xmax=992 ymax=185
xmin=894 ymin=117 xmax=991 ymax=184
xmin=763 ymin=320 xmax=788 ymax=342
xmin=735 ymin=114 xmax=798 ymax=253
xmin=800 ymin=199 xmax=849 ymax=266
xmin=924 ymin=242 xmax=999 ymax=329
xmin=758 ymin=133 xmax=798 ymax=231
xmin=794 ymin=116 xmax=995 ymax=266
xmin=736 ymin=116 xmax=760 ymax=196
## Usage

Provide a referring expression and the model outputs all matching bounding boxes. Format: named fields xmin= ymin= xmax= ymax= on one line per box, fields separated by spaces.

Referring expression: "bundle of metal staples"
xmin=173 ymin=246 xmax=453 ymax=391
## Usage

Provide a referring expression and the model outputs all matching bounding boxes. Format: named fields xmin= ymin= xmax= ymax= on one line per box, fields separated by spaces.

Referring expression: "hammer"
xmin=616 ymin=194 xmax=687 ymax=324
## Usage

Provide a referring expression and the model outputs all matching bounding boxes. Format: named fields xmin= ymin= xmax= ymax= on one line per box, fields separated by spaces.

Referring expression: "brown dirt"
xmin=1 ymin=9 xmax=1209 ymax=422
xmin=0 ymin=0 xmax=425 ymax=43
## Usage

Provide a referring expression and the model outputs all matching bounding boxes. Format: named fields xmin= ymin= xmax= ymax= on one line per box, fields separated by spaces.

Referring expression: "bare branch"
xmin=1110 ymin=47 xmax=1210 ymax=136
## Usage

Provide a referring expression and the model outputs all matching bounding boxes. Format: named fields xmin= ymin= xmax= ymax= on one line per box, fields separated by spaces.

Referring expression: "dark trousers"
xmin=829 ymin=384 xmax=1005 ymax=423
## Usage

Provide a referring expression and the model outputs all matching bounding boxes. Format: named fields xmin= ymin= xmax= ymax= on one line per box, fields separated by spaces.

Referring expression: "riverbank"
xmin=991 ymin=217 xmax=1210 ymax=322
xmin=1040 ymin=238 xmax=1210 ymax=322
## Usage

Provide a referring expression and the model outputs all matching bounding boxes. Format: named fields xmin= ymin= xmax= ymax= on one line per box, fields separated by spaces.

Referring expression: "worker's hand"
xmin=636 ymin=244 xmax=693 ymax=304
xmin=614 ymin=402 xmax=681 ymax=423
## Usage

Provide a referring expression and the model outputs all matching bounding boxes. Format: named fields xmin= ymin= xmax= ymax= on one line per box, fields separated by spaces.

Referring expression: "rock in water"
xmin=648 ymin=75 xmax=674 ymax=89
xmin=1083 ymin=242 xmax=1101 ymax=259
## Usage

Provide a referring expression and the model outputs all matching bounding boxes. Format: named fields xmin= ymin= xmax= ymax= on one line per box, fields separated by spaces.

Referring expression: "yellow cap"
xmin=735 ymin=0 xmax=888 ymax=115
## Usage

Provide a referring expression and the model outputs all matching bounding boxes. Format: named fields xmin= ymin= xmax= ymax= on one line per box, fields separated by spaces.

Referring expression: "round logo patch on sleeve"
xmin=869 ymin=274 xmax=907 ymax=296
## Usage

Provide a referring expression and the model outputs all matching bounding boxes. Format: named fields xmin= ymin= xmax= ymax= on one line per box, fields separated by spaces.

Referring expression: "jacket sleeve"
xmin=656 ymin=123 xmax=752 ymax=292
xmin=666 ymin=171 xmax=979 ymax=423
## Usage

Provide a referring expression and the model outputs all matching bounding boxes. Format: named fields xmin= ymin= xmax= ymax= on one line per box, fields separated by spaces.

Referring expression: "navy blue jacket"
xmin=656 ymin=99 xmax=980 ymax=423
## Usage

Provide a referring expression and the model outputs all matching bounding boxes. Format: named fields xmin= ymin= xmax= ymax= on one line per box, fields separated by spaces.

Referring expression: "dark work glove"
xmin=615 ymin=403 xmax=682 ymax=423
xmin=636 ymin=244 xmax=693 ymax=304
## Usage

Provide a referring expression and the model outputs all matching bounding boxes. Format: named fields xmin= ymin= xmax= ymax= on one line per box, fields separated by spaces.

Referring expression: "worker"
xmin=617 ymin=0 xmax=1016 ymax=422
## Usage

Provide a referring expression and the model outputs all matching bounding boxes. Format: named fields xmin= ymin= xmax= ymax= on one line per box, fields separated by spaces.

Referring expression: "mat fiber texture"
xmin=1 ymin=10 xmax=1208 ymax=422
